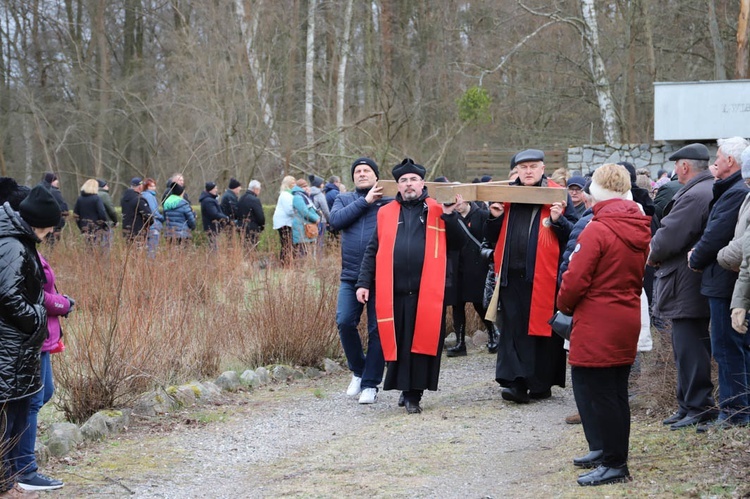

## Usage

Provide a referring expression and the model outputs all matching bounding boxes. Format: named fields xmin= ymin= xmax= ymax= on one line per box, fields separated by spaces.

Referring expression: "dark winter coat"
xmin=0 ymin=203 xmax=47 ymax=402
xmin=120 ymin=188 xmax=153 ymax=240
xmin=40 ymin=180 xmax=67 ymax=230
xmin=163 ymin=194 xmax=196 ymax=239
xmin=199 ymin=191 xmax=228 ymax=234
xmin=455 ymin=203 xmax=490 ymax=303
xmin=689 ymin=170 xmax=750 ymax=298
xmin=557 ymin=199 xmax=651 ymax=368
xmin=220 ymin=190 xmax=240 ymax=225
xmin=324 ymin=182 xmax=340 ymax=210
xmin=653 ymin=179 xmax=682 ymax=224
xmin=73 ymin=192 xmax=108 ymax=233
xmin=329 ymin=188 xmax=391 ymax=282
xmin=237 ymin=191 xmax=265 ymax=234
xmin=559 ymin=208 xmax=594 ymax=283
xmin=650 ymin=170 xmax=715 ymax=319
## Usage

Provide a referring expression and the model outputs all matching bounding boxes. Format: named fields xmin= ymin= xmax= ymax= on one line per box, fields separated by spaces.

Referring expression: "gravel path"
xmin=56 ymin=347 xmax=581 ymax=498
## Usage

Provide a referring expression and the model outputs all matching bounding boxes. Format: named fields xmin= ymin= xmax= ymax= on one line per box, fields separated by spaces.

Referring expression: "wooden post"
xmin=376 ymin=180 xmax=566 ymax=205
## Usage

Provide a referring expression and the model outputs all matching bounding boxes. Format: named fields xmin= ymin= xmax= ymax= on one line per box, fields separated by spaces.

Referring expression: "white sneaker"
xmin=346 ymin=375 xmax=362 ymax=396
xmin=358 ymin=387 xmax=378 ymax=404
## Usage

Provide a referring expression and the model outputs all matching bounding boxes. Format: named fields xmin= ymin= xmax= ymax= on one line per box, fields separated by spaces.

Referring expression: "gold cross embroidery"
xmin=427 ymin=216 xmax=445 ymax=258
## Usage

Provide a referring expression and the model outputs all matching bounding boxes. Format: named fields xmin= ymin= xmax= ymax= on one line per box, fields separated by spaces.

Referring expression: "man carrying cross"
xmin=355 ymin=158 xmax=465 ymax=414
xmin=482 ymin=148 xmax=578 ymax=403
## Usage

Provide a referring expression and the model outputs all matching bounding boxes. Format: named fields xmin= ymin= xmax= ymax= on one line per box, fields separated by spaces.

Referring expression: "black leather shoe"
xmin=398 ymin=392 xmax=405 ymax=407
xmin=446 ymin=344 xmax=467 ymax=357
xmin=501 ymin=386 xmax=530 ymax=404
xmin=577 ymin=465 xmax=631 ymax=486
xmin=530 ymin=389 xmax=552 ymax=400
xmin=405 ymin=400 xmax=422 ymax=414
xmin=662 ymin=412 xmax=686 ymax=425
xmin=670 ymin=415 xmax=705 ymax=430
xmin=573 ymin=450 xmax=603 ymax=469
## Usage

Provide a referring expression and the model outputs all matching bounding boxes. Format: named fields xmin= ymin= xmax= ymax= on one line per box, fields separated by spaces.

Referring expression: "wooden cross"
xmin=376 ymin=180 xmax=567 ymax=205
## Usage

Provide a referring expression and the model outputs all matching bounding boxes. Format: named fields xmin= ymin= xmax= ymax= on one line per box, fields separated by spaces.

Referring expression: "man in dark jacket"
xmin=483 ymin=149 xmax=578 ymax=404
xmin=237 ymin=180 xmax=265 ymax=247
xmin=688 ymin=137 xmax=750 ymax=431
xmin=120 ymin=177 xmax=153 ymax=242
xmin=329 ymin=158 xmax=389 ymax=404
xmin=220 ymin=178 xmax=242 ymax=227
xmin=199 ymin=182 xmax=228 ymax=247
xmin=648 ymin=143 xmax=717 ymax=430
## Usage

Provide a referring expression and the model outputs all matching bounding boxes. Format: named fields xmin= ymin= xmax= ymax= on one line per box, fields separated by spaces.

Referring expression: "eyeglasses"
xmin=398 ymin=176 xmax=423 ymax=184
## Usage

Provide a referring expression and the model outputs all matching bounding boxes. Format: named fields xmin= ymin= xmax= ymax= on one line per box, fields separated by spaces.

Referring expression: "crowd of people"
xmin=2 ymin=139 xmax=750 ymax=494
xmin=331 ymin=138 xmax=750 ymax=488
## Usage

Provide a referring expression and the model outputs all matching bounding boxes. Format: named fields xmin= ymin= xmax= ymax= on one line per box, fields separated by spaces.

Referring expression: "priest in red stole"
xmin=482 ymin=149 xmax=579 ymax=403
xmin=355 ymin=158 xmax=465 ymax=414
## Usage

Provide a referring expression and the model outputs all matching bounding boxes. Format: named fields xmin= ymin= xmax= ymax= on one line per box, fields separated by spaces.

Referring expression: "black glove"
xmin=63 ymin=295 xmax=75 ymax=317
xmin=480 ymin=242 xmax=494 ymax=263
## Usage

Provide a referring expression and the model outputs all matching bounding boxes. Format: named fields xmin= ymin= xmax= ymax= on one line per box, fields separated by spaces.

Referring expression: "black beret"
xmin=392 ymin=158 xmax=426 ymax=180
xmin=514 ymin=149 xmax=545 ymax=164
xmin=668 ymin=143 xmax=709 ymax=162
xmin=480 ymin=175 xmax=493 ymax=182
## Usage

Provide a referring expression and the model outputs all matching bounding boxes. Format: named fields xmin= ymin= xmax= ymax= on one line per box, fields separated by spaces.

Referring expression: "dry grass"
xmin=43 ymin=231 xmax=341 ymax=422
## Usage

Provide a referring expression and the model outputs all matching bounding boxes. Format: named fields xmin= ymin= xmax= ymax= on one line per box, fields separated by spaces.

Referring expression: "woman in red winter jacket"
xmin=557 ymin=164 xmax=651 ymax=487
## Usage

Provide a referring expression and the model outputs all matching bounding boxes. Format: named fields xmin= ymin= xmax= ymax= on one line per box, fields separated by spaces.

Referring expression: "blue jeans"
xmin=709 ymin=297 xmax=750 ymax=424
xmin=12 ymin=352 xmax=54 ymax=476
xmin=336 ymin=280 xmax=384 ymax=389
xmin=1 ymin=396 xmax=31 ymax=491
xmin=147 ymin=229 xmax=161 ymax=258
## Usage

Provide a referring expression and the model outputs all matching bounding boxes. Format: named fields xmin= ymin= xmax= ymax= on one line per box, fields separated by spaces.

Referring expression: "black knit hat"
xmin=228 ymin=178 xmax=241 ymax=190
xmin=43 ymin=172 xmax=57 ymax=184
xmin=617 ymin=161 xmax=637 ymax=184
xmin=19 ymin=185 xmax=61 ymax=228
xmin=97 ymin=179 xmax=108 ymax=188
xmin=392 ymin=158 xmax=426 ymax=180
xmin=350 ymin=157 xmax=380 ymax=180
xmin=308 ymin=175 xmax=324 ymax=188
xmin=205 ymin=181 xmax=217 ymax=191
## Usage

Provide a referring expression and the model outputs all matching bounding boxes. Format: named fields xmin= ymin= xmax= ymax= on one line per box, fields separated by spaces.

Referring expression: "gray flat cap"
xmin=514 ymin=149 xmax=545 ymax=164
xmin=668 ymin=143 xmax=710 ymax=162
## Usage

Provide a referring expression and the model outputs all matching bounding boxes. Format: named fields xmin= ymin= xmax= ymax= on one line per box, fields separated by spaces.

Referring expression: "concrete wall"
xmin=567 ymin=143 xmax=718 ymax=176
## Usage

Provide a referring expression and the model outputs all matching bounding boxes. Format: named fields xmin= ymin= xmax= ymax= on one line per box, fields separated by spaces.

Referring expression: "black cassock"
xmin=357 ymin=191 xmax=464 ymax=393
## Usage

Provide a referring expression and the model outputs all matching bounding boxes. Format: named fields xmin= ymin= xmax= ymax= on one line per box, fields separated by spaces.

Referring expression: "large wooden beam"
xmin=433 ymin=183 xmax=567 ymax=205
xmin=376 ymin=180 xmax=567 ymax=205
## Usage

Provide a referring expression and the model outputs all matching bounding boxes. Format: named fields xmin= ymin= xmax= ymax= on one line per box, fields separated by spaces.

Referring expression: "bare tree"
xmin=305 ymin=0 xmax=316 ymax=168
xmin=708 ymin=0 xmax=728 ymax=79
xmin=738 ymin=0 xmax=750 ymax=78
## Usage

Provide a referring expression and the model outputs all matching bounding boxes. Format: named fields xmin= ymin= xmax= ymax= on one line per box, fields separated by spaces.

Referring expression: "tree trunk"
xmin=707 ymin=0 xmax=727 ymax=79
xmin=580 ymin=0 xmax=621 ymax=144
xmin=234 ymin=0 xmax=281 ymax=155
xmin=305 ymin=0 xmax=316 ymax=168
xmin=336 ymin=0 xmax=354 ymax=157
xmin=92 ymin=0 xmax=108 ymax=178
xmin=738 ymin=0 xmax=750 ymax=79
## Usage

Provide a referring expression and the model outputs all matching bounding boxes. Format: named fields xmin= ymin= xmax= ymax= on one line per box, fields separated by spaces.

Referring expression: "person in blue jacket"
xmin=328 ymin=158 xmax=391 ymax=404
xmin=163 ymin=183 xmax=196 ymax=244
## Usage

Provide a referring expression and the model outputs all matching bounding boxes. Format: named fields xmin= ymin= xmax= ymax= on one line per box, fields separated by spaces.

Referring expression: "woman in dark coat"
xmin=0 ymin=184 xmax=61 ymax=496
xmin=557 ymin=164 xmax=651 ymax=487
xmin=73 ymin=178 xmax=109 ymax=246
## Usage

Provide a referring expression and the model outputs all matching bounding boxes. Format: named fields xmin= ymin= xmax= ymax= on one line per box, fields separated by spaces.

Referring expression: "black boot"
xmin=446 ymin=325 xmax=467 ymax=357
xmin=486 ymin=321 xmax=499 ymax=354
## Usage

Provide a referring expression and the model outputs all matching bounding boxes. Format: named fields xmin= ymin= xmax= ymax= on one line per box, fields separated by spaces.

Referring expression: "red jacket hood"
xmin=591 ymin=199 xmax=651 ymax=253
